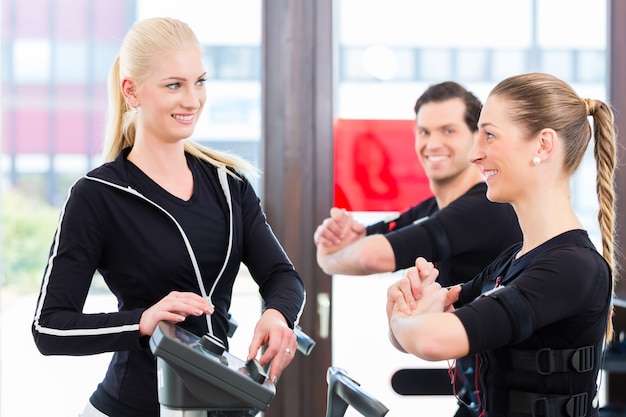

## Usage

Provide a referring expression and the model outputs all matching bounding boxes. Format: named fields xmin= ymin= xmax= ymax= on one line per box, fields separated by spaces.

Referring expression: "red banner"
xmin=334 ymin=118 xmax=432 ymax=212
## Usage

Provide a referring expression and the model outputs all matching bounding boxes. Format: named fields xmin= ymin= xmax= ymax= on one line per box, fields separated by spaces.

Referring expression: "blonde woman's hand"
xmin=139 ymin=291 xmax=214 ymax=336
xmin=247 ymin=309 xmax=298 ymax=384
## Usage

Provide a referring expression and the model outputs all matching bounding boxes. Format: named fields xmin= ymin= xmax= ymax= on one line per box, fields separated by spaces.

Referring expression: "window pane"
xmin=577 ymin=50 xmax=606 ymax=83
xmin=457 ymin=49 xmax=489 ymax=81
xmin=13 ymin=39 xmax=51 ymax=84
xmin=54 ymin=42 xmax=89 ymax=83
xmin=492 ymin=49 xmax=527 ymax=80
xmin=541 ymin=50 xmax=574 ymax=80
xmin=419 ymin=49 xmax=452 ymax=81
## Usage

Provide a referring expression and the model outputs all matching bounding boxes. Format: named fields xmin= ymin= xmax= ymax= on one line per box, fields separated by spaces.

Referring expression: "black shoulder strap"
xmin=421 ymin=216 xmax=451 ymax=261
xmin=487 ymin=285 xmax=534 ymax=342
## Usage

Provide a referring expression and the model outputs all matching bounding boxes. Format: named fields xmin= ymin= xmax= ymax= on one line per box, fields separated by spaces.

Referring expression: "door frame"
xmin=262 ymin=1 xmax=334 ymax=416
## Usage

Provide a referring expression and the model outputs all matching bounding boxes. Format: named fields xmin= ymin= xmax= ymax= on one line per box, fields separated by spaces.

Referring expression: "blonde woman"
xmin=32 ymin=17 xmax=305 ymax=417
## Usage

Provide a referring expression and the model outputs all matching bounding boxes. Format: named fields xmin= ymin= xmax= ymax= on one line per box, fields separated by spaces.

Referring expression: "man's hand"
xmin=314 ymin=207 xmax=366 ymax=251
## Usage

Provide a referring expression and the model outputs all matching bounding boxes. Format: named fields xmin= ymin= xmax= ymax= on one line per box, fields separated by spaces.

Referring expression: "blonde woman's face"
xmin=134 ymin=47 xmax=207 ymax=143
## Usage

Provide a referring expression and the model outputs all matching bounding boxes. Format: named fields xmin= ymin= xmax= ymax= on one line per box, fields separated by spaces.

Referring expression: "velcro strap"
xmin=489 ymin=286 xmax=534 ymax=342
xmin=510 ymin=346 xmax=594 ymax=375
xmin=509 ymin=391 xmax=588 ymax=417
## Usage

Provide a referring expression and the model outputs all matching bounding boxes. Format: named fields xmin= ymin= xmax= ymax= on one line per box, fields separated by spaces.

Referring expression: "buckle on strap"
xmin=566 ymin=393 xmax=588 ymax=417
xmin=570 ymin=346 xmax=594 ymax=373
xmin=510 ymin=391 xmax=588 ymax=417
xmin=510 ymin=346 xmax=594 ymax=375
xmin=535 ymin=348 xmax=556 ymax=375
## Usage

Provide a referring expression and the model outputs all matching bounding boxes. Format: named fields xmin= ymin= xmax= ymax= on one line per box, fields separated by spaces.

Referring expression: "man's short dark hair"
xmin=414 ymin=81 xmax=483 ymax=132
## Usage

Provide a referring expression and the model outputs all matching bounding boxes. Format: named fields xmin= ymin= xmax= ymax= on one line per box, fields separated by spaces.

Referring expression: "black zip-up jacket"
xmin=32 ymin=148 xmax=305 ymax=416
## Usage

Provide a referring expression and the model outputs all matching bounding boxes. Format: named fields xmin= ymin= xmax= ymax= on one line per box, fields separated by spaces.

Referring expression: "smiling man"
xmin=314 ymin=82 xmax=523 ymax=417
xmin=315 ymin=81 xmax=521 ymax=286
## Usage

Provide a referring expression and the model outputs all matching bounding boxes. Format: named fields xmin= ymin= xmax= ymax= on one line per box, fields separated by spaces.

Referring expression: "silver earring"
xmin=532 ymin=156 xmax=541 ymax=166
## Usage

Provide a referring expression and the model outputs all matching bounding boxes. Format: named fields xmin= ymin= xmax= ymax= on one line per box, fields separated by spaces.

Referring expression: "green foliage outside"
xmin=1 ymin=189 xmax=59 ymax=294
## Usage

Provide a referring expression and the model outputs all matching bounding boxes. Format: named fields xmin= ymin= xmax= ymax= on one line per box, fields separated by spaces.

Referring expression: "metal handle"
xmin=325 ymin=367 xmax=389 ymax=417
xmin=317 ymin=293 xmax=330 ymax=339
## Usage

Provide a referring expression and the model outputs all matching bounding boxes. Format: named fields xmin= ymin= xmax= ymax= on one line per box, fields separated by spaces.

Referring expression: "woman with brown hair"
xmin=387 ymin=72 xmax=617 ymax=417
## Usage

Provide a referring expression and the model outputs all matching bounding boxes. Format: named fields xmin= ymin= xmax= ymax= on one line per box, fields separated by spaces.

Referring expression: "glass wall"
xmin=331 ymin=1 xmax=608 ymax=416
xmin=0 ymin=1 xmax=610 ymax=416
xmin=0 ymin=1 xmax=262 ymax=415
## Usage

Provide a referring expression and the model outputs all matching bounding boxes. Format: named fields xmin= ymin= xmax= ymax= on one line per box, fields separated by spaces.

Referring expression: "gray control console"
xmin=149 ymin=321 xmax=276 ymax=414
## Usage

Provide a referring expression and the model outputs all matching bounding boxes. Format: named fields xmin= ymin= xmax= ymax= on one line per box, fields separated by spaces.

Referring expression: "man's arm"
xmin=316 ymin=233 xmax=396 ymax=275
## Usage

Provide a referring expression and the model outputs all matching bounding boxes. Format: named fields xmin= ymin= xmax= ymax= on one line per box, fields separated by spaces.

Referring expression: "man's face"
xmin=414 ymin=98 xmax=478 ymax=186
